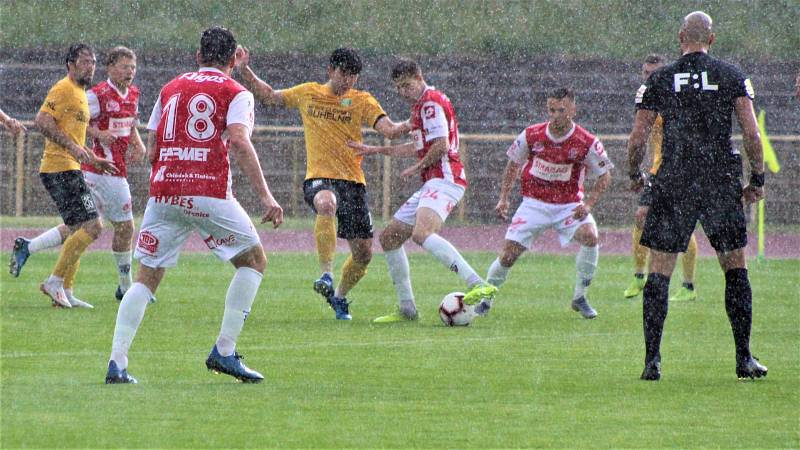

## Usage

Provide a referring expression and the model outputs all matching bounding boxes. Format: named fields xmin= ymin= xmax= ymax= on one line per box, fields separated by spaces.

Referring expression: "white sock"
xmin=486 ymin=257 xmax=511 ymax=287
xmin=216 ymin=267 xmax=263 ymax=357
xmin=113 ymin=251 xmax=133 ymax=292
xmin=110 ymin=282 xmax=152 ymax=369
xmin=385 ymin=247 xmax=414 ymax=305
xmin=29 ymin=226 xmax=64 ymax=253
xmin=421 ymin=234 xmax=482 ymax=287
xmin=574 ymin=245 xmax=598 ymax=300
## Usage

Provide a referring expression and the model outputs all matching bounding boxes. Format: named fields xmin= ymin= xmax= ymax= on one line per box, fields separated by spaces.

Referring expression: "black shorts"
xmin=303 ymin=178 xmax=373 ymax=240
xmin=40 ymin=170 xmax=99 ymax=226
xmin=641 ymin=179 xmax=746 ymax=253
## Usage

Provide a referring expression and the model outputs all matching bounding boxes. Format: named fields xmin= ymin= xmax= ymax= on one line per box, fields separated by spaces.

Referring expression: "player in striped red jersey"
xmin=349 ymin=59 xmax=496 ymax=323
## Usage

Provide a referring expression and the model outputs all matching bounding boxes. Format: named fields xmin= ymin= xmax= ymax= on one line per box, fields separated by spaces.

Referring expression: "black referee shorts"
xmin=641 ymin=179 xmax=747 ymax=253
xmin=303 ymin=178 xmax=374 ymax=240
xmin=40 ymin=170 xmax=99 ymax=226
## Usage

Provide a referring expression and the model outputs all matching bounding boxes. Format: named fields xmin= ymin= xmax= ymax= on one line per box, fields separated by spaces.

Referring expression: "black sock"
xmin=643 ymin=273 xmax=670 ymax=364
xmin=725 ymin=268 xmax=752 ymax=361
xmin=682 ymin=282 xmax=694 ymax=290
xmin=635 ymin=273 xmax=645 ymax=279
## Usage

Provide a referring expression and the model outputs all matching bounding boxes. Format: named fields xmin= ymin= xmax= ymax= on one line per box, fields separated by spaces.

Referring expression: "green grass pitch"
xmin=1 ymin=250 xmax=798 ymax=448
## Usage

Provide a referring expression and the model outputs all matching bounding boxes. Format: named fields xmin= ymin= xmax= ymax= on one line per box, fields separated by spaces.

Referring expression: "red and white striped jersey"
xmin=507 ymin=122 xmax=612 ymax=204
xmin=146 ymin=68 xmax=254 ymax=199
xmin=83 ymin=80 xmax=140 ymax=178
xmin=410 ymin=87 xmax=466 ymax=188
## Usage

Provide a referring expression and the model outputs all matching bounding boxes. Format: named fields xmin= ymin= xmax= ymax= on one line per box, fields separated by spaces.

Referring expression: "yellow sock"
xmin=314 ymin=215 xmax=337 ymax=273
xmin=63 ymin=259 xmax=81 ymax=289
xmin=682 ymin=233 xmax=698 ymax=283
xmin=53 ymin=229 xmax=94 ymax=279
xmin=632 ymin=225 xmax=648 ymax=273
xmin=338 ymin=255 xmax=368 ymax=297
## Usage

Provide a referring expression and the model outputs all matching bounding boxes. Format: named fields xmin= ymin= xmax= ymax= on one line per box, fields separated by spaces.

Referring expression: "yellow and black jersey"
xmin=38 ymin=76 xmax=89 ymax=173
xmin=281 ymin=82 xmax=387 ymax=184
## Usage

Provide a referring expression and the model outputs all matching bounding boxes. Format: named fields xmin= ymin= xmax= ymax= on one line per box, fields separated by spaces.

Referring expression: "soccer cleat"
xmin=115 ymin=286 xmax=157 ymax=304
xmin=373 ymin=309 xmax=418 ymax=323
xmin=65 ymin=290 xmax=94 ymax=309
xmin=205 ymin=345 xmax=264 ymax=383
xmin=40 ymin=280 xmax=71 ymax=308
xmin=640 ymin=357 xmax=661 ymax=381
xmin=105 ymin=360 xmax=138 ymax=384
xmin=571 ymin=296 xmax=597 ymax=319
xmin=736 ymin=356 xmax=768 ymax=380
xmin=623 ymin=275 xmax=646 ymax=298
xmin=9 ymin=237 xmax=31 ymax=278
xmin=313 ymin=273 xmax=335 ymax=305
xmin=474 ymin=299 xmax=494 ymax=316
xmin=463 ymin=283 xmax=498 ymax=305
xmin=330 ymin=296 xmax=352 ymax=320
xmin=669 ymin=286 xmax=697 ymax=302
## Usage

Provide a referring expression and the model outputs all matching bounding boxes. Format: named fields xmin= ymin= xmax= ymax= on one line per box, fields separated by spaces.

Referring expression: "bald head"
xmin=681 ymin=11 xmax=714 ymax=44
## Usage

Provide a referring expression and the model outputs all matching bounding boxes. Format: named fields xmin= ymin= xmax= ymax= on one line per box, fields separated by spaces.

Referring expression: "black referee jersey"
xmin=634 ymin=51 xmax=754 ymax=189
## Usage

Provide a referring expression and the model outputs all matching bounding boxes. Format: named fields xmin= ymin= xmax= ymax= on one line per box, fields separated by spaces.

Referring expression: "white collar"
xmin=198 ymin=67 xmax=225 ymax=74
xmin=545 ymin=122 xmax=575 ymax=143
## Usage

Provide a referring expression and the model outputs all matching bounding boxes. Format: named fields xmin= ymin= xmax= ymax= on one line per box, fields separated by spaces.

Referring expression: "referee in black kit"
xmin=626 ymin=11 xmax=768 ymax=381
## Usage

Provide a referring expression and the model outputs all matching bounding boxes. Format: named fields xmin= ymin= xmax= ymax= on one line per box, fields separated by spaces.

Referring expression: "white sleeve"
xmin=227 ymin=91 xmax=255 ymax=136
xmin=585 ymin=139 xmax=614 ymax=176
xmin=421 ymin=101 xmax=448 ymax=141
xmin=87 ymin=91 xmax=100 ymax=119
xmin=506 ymin=130 xmax=529 ymax=165
xmin=146 ymin=93 xmax=163 ymax=131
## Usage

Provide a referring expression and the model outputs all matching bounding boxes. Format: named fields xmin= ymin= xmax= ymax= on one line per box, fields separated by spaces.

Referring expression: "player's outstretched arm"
xmin=234 ymin=46 xmax=285 ymax=107
xmin=347 ymin=140 xmax=416 ymax=158
xmin=0 ymin=108 xmax=26 ymax=134
xmin=374 ymin=116 xmax=412 ymax=140
xmin=495 ymin=160 xmax=522 ymax=221
xmin=626 ymin=109 xmax=657 ymax=191
xmin=734 ymin=96 xmax=765 ymax=203
xmin=228 ymin=123 xmax=284 ymax=228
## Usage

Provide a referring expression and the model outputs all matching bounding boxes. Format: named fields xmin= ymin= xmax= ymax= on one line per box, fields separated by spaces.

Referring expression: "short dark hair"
xmin=105 ymin=46 xmax=136 ymax=66
xmin=547 ymin=87 xmax=575 ymax=101
xmin=329 ymin=47 xmax=362 ymax=75
xmin=390 ymin=58 xmax=421 ymax=81
xmin=200 ymin=26 xmax=237 ymax=66
xmin=644 ymin=54 xmax=666 ymax=65
xmin=65 ymin=43 xmax=93 ymax=66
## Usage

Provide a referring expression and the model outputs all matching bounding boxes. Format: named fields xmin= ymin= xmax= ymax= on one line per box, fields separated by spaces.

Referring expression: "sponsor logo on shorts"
xmin=137 ymin=231 xmax=159 ymax=255
xmin=509 ymin=217 xmax=527 ymax=231
xmin=122 ymin=202 xmax=131 ymax=212
xmin=154 ymin=195 xmax=194 ymax=209
xmin=81 ymin=193 xmax=97 ymax=213
xmin=564 ymin=217 xmax=575 ymax=226
xmin=204 ymin=234 xmax=236 ymax=250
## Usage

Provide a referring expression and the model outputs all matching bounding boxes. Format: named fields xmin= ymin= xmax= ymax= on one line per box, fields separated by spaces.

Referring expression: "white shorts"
xmin=83 ymin=171 xmax=133 ymax=223
xmin=505 ymin=197 xmax=596 ymax=248
xmin=393 ymin=178 xmax=465 ymax=226
xmin=134 ymin=196 xmax=261 ymax=268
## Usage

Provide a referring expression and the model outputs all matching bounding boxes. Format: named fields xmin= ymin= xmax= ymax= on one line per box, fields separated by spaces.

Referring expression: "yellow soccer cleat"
xmin=372 ymin=309 xmax=418 ymax=324
xmin=463 ymin=283 xmax=498 ymax=305
xmin=669 ymin=286 xmax=697 ymax=302
xmin=623 ymin=276 xmax=646 ymax=298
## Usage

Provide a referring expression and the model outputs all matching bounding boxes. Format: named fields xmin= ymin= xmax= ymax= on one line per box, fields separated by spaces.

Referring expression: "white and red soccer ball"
xmin=438 ymin=292 xmax=475 ymax=326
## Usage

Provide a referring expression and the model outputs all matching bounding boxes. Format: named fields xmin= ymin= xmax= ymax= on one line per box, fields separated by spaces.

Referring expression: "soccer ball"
xmin=438 ymin=292 xmax=475 ymax=326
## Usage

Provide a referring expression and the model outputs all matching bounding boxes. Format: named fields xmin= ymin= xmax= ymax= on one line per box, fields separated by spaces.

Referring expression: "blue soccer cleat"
xmin=571 ymin=296 xmax=598 ymax=319
xmin=105 ymin=360 xmax=138 ymax=384
xmin=330 ymin=296 xmax=352 ymax=320
xmin=205 ymin=345 xmax=264 ymax=383
xmin=313 ymin=272 xmax=335 ymax=304
xmin=9 ymin=237 xmax=31 ymax=278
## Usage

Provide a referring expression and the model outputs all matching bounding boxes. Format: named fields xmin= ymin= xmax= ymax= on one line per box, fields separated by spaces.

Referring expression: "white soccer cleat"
xmin=40 ymin=280 xmax=71 ymax=308
xmin=65 ymin=289 xmax=94 ymax=309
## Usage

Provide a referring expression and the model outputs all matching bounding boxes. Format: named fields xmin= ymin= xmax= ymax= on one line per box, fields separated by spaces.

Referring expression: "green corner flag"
xmin=755 ymin=110 xmax=780 ymax=262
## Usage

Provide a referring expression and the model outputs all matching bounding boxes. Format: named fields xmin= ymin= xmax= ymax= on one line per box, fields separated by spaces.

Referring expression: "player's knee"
xmin=410 ymin=229 xmax=432 ymax=246
xmin=114 ymin=220 xmax=134 ymax=240
xmin=313 ymin=192 xmax=337 ymax=215
xmin=354 ymin=249 xmax=372 ymax=266
xmin=83 ymin=219 xmax=103 ymax=239
xmin=233 ymin=245 xmax=267 ymax=273
xmin=499 ymin=252 xmax=518 ymax=267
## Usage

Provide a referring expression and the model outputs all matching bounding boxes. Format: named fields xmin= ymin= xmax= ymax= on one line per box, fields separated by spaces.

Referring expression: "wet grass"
xmin=1 ymin=251 xmax=798 ymax=448
xmin=2 ymin=1 xmax=798 ymax=59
